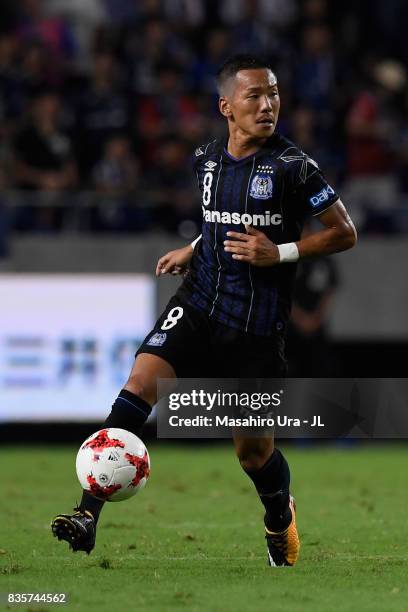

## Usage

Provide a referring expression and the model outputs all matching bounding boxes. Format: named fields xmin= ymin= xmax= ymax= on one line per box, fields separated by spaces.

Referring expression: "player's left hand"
xmin=223 ymin=225 xmax=280 ymax=267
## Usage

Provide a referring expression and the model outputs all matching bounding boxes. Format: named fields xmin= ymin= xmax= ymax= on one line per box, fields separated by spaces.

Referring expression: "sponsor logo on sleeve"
xmin=309 ymin=185 xmax=335 ymax=208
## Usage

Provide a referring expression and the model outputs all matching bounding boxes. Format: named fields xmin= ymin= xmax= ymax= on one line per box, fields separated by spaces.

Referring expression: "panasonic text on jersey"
xmin=202 ymin=207 xmax=282 ymax=227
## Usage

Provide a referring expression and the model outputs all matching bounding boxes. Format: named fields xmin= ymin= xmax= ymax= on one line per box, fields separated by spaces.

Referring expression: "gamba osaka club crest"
xmin=147 ymin=332 xmax=167 ymax=347
xmin=250 ymin=174 xmax=273 ymax=200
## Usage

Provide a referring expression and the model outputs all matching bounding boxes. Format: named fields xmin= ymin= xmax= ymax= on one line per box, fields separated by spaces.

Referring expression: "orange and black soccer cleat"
xmin=265 ymin=496 xmax=300 ymax=567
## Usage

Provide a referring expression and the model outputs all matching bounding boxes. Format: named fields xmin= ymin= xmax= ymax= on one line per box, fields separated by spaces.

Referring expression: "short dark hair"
xmin=216 ymin=54 xmax=273 ymax=95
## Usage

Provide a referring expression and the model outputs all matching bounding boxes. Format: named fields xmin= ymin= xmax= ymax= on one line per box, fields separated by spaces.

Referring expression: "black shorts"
xmin=136 ymin=295 xmax=287 ymax=378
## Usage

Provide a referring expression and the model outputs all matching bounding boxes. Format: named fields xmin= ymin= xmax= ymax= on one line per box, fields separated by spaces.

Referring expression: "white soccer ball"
xmin=75 ymin=428 xmax=150 ymax=502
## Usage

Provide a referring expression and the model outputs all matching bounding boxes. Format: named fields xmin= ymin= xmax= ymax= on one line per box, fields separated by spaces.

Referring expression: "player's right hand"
xmin=155 ymin=245 xmax=194 ymax=277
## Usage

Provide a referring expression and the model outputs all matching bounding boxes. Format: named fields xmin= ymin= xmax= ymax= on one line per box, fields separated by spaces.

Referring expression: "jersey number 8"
xmin=202 ymin=172 xmax=213 ymax=207
xmin=161 ymin=306 xmax=184 ymax=330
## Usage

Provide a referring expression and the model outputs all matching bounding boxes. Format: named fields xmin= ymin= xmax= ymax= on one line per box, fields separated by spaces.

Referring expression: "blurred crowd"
xmin=1 ymin=0 xmax=408 ymax=241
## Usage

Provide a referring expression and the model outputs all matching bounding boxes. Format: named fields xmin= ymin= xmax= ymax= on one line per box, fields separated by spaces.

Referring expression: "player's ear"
xmin=219 ymin=97 xmax=232 ymax=119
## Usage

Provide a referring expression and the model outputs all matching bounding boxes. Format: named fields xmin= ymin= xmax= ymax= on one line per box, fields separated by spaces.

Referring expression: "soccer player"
xmin=52 ymin=55 xmax=356 ymax=566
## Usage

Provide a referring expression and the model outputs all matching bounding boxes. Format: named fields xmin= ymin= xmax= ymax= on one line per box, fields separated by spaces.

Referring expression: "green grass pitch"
xmin=1 ymin=443 xmax=407 ymax=612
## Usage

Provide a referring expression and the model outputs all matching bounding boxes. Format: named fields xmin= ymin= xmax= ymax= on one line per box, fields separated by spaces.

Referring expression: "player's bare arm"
xmin=296 ymin=199 xmax=356 ymax=258
xmin=223 ymin=200 xmax=356 ymax=266
xmin=155 ymin=243 xmax=194 ymax=276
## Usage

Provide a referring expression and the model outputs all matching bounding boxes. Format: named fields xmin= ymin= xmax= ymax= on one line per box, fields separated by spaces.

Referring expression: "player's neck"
xmin=227 ymin=130 xmax=268 ymax=160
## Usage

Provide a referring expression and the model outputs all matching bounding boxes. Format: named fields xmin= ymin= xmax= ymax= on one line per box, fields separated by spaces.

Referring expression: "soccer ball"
xmin=76 ymin=428 xmax=150 ymax=502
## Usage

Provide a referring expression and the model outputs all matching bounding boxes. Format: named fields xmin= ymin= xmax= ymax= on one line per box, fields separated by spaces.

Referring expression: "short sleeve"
xmin=289 ymin=154 xmax=339 ymax=217
xmin=191 ymin=145 xmax=203 ymax=174
xmin=191 ymin=139 xmax=219 ymax=173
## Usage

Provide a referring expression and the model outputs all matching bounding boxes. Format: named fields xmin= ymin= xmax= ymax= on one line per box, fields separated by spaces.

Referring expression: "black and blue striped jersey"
xmin=177 ymin=133 xmax=339 ymax=337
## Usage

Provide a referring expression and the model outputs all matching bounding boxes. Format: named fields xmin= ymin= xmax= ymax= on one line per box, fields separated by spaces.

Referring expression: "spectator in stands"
xmin=294 ymin=23 xmax=336 ymax=117
xmin=102 ymin=0 xmax=140 ymax=25
xmin=127 ymin=18 xmax=193 ymax=95
xmin=75 ymin=51 xmax=130 ymax=180
xmin=142 ymin=136 xmax=198 ymax=232
xmin=161 ymin=0 xmax=205 ymax=27
xmin=221 ymin=1 xmax=273 ymax=55
xmin=45 ymin=0 xmax=108 ymax=72
xmin=91 ymin=134 xmax=148 ymax=231
xmin=16 ymin=0 xmax=77 ymax=85
xmin=0 ymin=33 xmax=21 ymax=123
xmin=289 ymin=105 xmax=342 ymax=184
xmin=18 ymin=42 xmax=56 ymax=103
xmin=300 ymin=0 xmax=329 ymax=24
xmin=137 ymin=63 xmax=202 ymax=167
xmin=0 ymin=0 xmax=406 ymax=237
xmin=13 ymin=91 xmax=78 ymax=230
xmin=344 ymin=59 xmax=406 ymax=231
xmin=0 ymin=38 xmax=55 ymax=127
xmin=220 ymin=0 xmax=296 ymax=30
xmin=287 ymin=222 xmax=339 ymax=376
xmin=189 ymin=28 xmax=230 ymax=94
xmin=93 ymin=135 xmax=139 ymax=194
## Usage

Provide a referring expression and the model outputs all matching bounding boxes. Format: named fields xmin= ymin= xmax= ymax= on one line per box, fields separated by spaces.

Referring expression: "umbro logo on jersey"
xmin=205 ymin=161 xmax=218 ymax=171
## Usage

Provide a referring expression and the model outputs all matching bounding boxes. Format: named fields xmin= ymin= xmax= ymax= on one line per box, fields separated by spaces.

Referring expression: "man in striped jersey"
xmin=52 ymin=55 xmax=356 ymax=567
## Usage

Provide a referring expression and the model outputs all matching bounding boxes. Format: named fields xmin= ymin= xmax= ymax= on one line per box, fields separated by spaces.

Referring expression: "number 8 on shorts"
xmin=161 ymin=307 xmax=184 ymax=330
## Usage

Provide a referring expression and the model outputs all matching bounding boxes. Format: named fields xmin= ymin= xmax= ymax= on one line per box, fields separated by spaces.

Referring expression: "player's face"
xmin=220 ymin=68 xmax=280 ymax=139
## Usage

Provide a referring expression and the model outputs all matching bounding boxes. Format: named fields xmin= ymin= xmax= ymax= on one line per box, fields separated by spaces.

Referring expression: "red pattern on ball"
xmin=125 ymin=451 xmax=150 ymax=487
xmin=82 ymin=429 xmax=125 ymax=451
xmin=86 ymin=474 xmax=122 ymax=499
